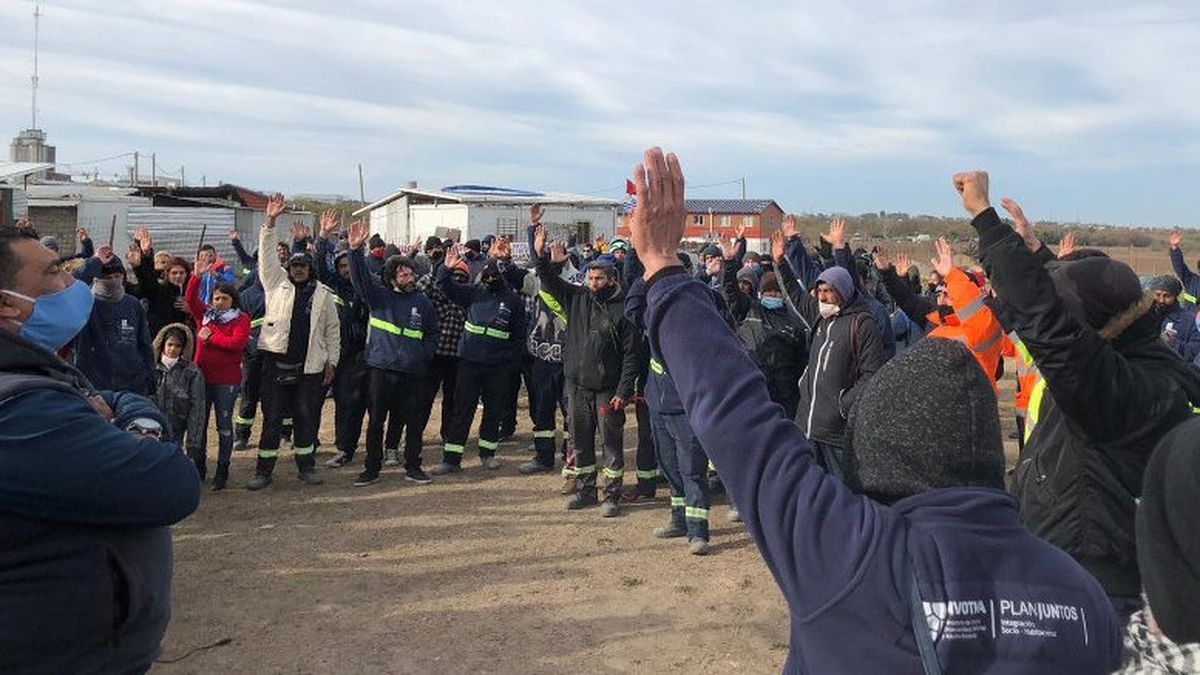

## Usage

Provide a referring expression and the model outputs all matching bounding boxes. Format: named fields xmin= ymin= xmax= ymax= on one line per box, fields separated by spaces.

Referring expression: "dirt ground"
xmin=153 ymin=376 xmax=1020 ymax=675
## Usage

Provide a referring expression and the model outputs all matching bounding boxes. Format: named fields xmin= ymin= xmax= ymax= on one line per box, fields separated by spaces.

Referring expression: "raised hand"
xmin=15 ymin=217 xmax=31 ymax=231
xmin=734 ymin=221 xmax=747 ymax=240
xmin=133 ymin=225 xmax=152 ymax=251
xmin=264 ymin=193 xmax=286 ymax=225
xmin=770 ymin=229 xmax=786 ymax=262
xmin=77 ymin=227 xmax=90 ymax=241
xmin=530 ymin=203 xmax=544 ymax=226
xmin=999 ymin=196 xmax=1042 ymax=253
xmin=319 ymin=209 xmax=341 ymax=238
xmin=827 ymin=218 xmax=846 ymax=249
xmin=444 ymin=244 xmax=462 ymax=270
xmin=492 ymin=236 xmax=512 ymax=259
xmin=228 ymin=228 xmax=240 ymax=242
xmin=1058 ymin=231 xmax=1077 ymax=259
xmin=627 ymin=146 xmax=685 ymax=279
xmin=594 ymin=234 xmax=607 ymax=252
xmin=549 ymin=240 xmax=569 ymax=264
xmin=347 ymin=220 xmax=369 ymax=250
xmin=894 ymin=252 xmax=912 ymax=276
xmin=96 ymin=245 xmax=114 ymax=265
xmin=290 ymin=221 xmax=308 ymax=242
xmin=952 ymin=171 xmax=991 ymax=218
xmin=872 ymin=246 xmax=890 ymax=271
xmin=193 ymin=253 xmax=211 ymax=276
xmin=532 ymin=224 xmax=547 ymax=257
xmin=1169 ymin=227 xmax=1183 ymax=250
xmin=781 ymin=214 xmax=798 ymax=239
xmin=932 ymin=238 xmax=954 ymax=277
xmin=126 ymin=245 xmax=143 ymax=269
xmin=719 ymin=234 xmax=742 ymax=261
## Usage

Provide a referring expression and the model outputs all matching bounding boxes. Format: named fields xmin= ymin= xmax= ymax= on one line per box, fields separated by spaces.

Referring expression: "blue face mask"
xmin=3 ymin=280 xmax=95 ymax=352
xmin=761 ymin=296 xmax=785 ymax=310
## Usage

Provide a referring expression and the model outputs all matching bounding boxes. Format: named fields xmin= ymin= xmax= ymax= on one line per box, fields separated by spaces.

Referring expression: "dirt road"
xmin=154 ymin=378 xmax=1020 ymax=674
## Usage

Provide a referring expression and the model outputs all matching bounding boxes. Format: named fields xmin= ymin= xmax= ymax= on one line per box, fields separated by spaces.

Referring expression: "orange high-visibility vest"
xmin=924 ymin=267 xmax=1006 ymax=386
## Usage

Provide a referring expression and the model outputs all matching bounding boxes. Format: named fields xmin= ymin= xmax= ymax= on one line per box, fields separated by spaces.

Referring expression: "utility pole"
xmin=181 ymin=166 xmax=185 ymax=187
xmin=133 ymin=151 xmax=139 ymax=185
xmin=201 ymin=174 xmax=206 ymax=187
xmin=151 ymin=153 xmax=157 ymax=187
xmin=31 ymin=4 xmax=41 ymax=129
xmin=358 ymin=163 xmax=366 ymax=202
xmin=740 ymin=177 xmax=746 ymax=199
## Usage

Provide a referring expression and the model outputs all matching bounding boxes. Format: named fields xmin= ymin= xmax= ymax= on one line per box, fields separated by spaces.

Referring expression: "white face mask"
xmin=161 ymin=355 xmax=180 ymax=369
xmin=818 ymin=302 xmax=840 ymax=319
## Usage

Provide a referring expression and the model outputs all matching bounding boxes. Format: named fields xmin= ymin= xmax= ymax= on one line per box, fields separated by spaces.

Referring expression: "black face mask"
xmin=429 ymin=249 xmax=445 ymax=261
xmin=592 ymin=284 xmax=615 ymax=300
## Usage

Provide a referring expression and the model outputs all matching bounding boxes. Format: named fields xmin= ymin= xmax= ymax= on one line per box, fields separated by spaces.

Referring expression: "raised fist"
xmin=952 ymin=171 xmax=990 ymax=217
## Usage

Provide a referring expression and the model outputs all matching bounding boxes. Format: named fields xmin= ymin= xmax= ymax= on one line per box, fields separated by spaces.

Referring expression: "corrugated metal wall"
xmin=127 ymin=206 xmax=236 ymax=263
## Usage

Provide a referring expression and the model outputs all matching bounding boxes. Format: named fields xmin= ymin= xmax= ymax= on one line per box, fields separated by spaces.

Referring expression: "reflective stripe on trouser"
xmin=532 ymin=359 xmax=567 ymax=468
xmin=567 ymin=383 xmax=625 ymax=500
xmin=255 ymin=357 xmax=322 ymax=476
xmin=442 ymin=360 xmax=513 ymax=465
xmin=649 ymin=409 xmax=711 ymax=540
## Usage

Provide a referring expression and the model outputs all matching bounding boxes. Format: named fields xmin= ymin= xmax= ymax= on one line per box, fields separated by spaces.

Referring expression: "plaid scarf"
xmin=1117 ymin=608 xmax=1200 ymax=674
xmin=416 ymin=275 xmax=466 ymax=358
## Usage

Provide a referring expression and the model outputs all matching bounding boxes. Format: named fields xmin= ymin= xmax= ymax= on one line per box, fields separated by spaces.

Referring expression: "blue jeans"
xmin=650 ymin=411 xmax=711 ymax=540
xmin=205 ymin=384 xmax=241 ymax=468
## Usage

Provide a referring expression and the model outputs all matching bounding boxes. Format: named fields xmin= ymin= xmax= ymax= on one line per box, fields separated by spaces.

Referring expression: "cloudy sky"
xmin=1 ymin=1 xmax=1198 ymax=225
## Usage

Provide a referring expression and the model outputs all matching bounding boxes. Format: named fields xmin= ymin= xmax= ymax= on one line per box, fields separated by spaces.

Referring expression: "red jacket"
xmin=185 ymin=275 xmax=250 ymax=385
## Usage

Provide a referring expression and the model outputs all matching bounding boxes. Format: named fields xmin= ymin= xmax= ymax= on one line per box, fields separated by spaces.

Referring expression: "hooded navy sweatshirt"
xmin=643 ymin=268 xmax=1121 ymax=674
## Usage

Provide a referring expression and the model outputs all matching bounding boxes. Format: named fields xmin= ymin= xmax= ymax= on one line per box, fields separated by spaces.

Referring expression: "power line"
xmin=56 ymin=151 xmax=137 ymax=168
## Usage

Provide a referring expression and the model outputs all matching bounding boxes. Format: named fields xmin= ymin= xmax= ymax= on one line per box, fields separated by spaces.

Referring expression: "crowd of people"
xmin=1 ymin=146 xmax=1199 ymax=672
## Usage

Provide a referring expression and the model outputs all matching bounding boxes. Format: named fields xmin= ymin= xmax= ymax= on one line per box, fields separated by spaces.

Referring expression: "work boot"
xmin=298 ymin=469 xmax=324 ymax=485
xmin=481 ymin=456 xmax=502 ymax=470
xmin=560 ymin=476 xmax=578 ymax=495
xmin=210 ymin=464 xmax=229 ymax=492
xmin=688 ymin=538 xmax=712 ymax=556
xmin=246 ymin=473 xmax=272 ymax=491
xmin=653 ymin=523 xmax=687 ymax=539
xmin=518 ymin=459 xmax=554 ymax=475
xmin=430 ymin=462 xmax=462 ymax=476
xmin=601 ymin=500 xmax=620 ymax=518
xmin=565 ymin=490 xmax=599 ymax=510
xmin=383 ymin=448 xmax=400 ymax=467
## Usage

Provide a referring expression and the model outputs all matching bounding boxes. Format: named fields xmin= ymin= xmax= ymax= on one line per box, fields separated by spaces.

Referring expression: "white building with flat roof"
xmin=353 ymin=183 xmax=623 ymax=247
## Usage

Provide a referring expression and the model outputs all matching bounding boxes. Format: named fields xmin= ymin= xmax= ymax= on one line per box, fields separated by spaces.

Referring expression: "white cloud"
xmin=0 ymin=0 xmax=1197 ymax=223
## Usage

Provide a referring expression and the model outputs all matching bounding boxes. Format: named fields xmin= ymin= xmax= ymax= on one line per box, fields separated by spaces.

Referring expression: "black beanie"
xmin=1046 ymin=255 xmax=1143 ymax=332
xmin=1137 ymin=417 xmax=1200 ymax=645
xmin=464 ymin=239 xmax=482 ymax=254
xmin=843 ymin=337 xmax=1005 ymax=504
xmin=100 ymin=258 xmax=127 ymax=277
xmin=424 ymin=236 xmax=442 ymax=252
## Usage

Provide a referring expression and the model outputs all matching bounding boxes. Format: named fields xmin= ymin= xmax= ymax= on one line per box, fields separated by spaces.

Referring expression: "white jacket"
xmin=258 ymin=224 xmax=341 ymax=374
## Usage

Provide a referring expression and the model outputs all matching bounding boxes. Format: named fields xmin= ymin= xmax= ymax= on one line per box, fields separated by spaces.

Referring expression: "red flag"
xmin=625 ymin=179 xmax=637 ymax=196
